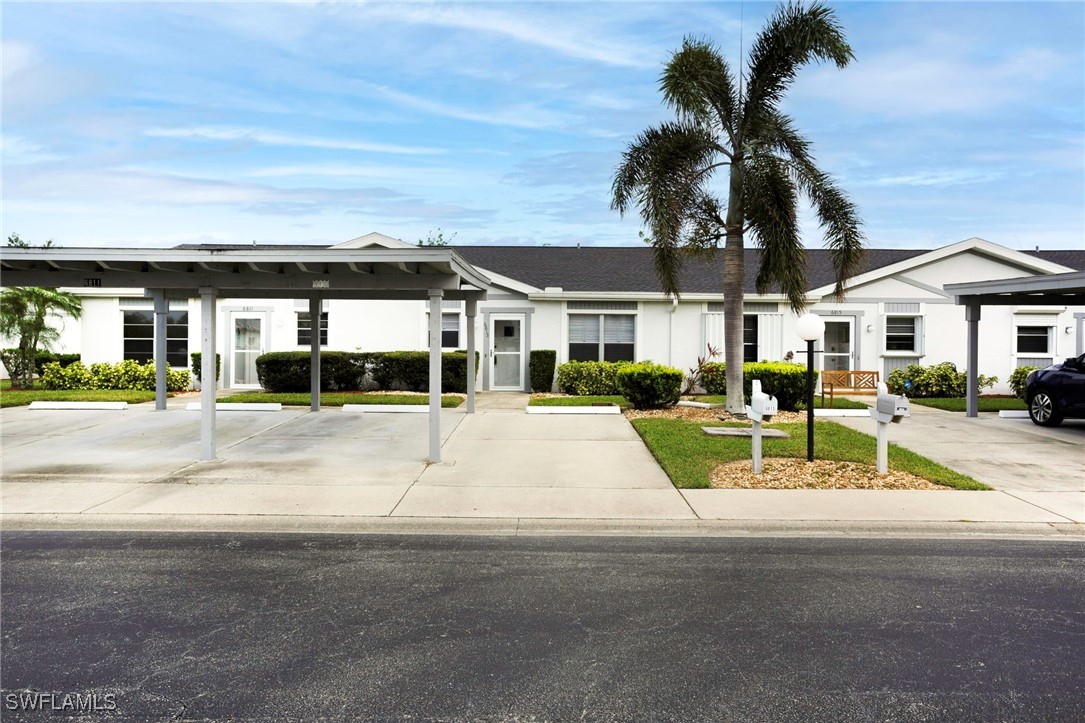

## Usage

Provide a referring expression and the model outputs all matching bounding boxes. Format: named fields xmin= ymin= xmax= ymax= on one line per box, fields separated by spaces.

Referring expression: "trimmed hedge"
xmin=0 ymin=349 xmax=81 ymax=381
xmin=556 ymin=360 xmax=631 ymax=396
xmin=189 ymin=352 xmax=222 ymax=381
xmin=530 ymin=350 xmax=557 ymax=393
xmin=701 ymin=362 xmax=813 ymax=411
xmin=886 ymin=362 xmax=997 ymax=398
xmin=1009 ymin=365 xmax=1040 ymax=399
xmin=40 ymin=360 xmax=190 ymax=392
xmin=255 ymin=351 xmax=479 ymax=393
xmin=615 ymin=362 xmax=683 ymax=409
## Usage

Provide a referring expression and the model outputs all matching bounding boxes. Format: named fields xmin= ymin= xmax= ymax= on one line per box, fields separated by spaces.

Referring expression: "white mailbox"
xmin=872 ymin=383 xmax=909 ymax=424
xmin=746 ymin=380 xmax=778 ymax=423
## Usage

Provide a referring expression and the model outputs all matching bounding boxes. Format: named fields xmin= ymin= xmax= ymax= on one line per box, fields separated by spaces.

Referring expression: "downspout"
xmin=668 ymin=296 xmax=678 ymax=366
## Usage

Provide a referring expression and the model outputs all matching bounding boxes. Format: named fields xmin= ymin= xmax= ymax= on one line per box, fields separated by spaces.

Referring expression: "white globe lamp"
xmin=796 ymin=312 xmax=825 ymax=342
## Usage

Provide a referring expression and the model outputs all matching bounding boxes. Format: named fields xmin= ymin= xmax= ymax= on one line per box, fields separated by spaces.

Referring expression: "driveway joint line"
xmin=999 ymin=490 xmax=1079 ymax=524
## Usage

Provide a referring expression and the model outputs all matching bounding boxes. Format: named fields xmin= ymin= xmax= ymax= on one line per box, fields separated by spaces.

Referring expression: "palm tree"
xmin=612 ymin=2 xmax=864 ymax=414
xmin=0 ymin=287 xmax=83 ymax=388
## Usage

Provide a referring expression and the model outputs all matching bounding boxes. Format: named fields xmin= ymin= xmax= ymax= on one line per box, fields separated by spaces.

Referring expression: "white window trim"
xmin=562 ymin=303 xmax=640 ymax=363
xmin=119 ymin=304 xmax=190 ymax=368
xmin=295 ymin=310 xmax=329 ymax=348
xmin=1012 ymin=322 xmax=1055 ymax=362
xmin=424 ymin=310 xmax=464 ymax=350
xmin=880 ymin=305 xmax=925 ymax=358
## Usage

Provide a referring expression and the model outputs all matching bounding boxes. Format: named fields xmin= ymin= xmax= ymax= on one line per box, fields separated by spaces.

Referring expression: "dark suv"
xmin=1025 ymin=353 xmax=1085 ymax=426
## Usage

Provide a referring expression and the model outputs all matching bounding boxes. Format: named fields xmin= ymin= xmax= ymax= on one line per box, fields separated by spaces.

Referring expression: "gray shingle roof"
xmin=172 ymin=242 xmax=1085 ymax=293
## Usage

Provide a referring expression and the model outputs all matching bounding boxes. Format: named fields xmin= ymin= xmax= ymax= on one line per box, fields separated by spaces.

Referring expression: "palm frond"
xmin=743 ymin=2 xmax=853 ymax=129
xmin=660 ymin=37 xmax=740 ymax=144
xmin=743 ymin=150 xmax=807 ymax=311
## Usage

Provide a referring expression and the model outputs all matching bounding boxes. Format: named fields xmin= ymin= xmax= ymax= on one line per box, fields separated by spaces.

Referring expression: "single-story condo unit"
xmin=7 ymin=233 xmax=1085 ymax=395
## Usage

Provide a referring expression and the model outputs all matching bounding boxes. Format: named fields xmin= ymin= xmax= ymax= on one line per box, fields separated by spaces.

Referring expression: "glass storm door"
xmin=823 ymin=319 xmax=853 ymax=372
xmin=491 ymin=317 xmax=523 ymax=390
xmin=232 ymin=314 xmax=264 ymax=387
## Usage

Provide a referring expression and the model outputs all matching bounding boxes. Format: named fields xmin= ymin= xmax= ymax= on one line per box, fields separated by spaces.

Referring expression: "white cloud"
xmin=1 ymin=40 xmax=38 ymax=82
xmin=0 ymin=135 xmax=62 ymax=164
xmin=357 ymin=3 xmax=655 ymax=69
xmin=870 ymin=169 xmax=1004 ymax=188
xmin=144 ymin=126 xmax=444 ymax=155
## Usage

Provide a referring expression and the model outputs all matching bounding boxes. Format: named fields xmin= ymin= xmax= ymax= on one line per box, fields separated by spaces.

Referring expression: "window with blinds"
xmin=441 ymin=313 xmax=460 ymax=348
xmin=1016 ymin=326 xmax=1050 ymax=355
xmin=885 ymin=316 xmax=917 ymax=352
xmin=568 ymin=314 xmax=634 ymax=362
xmin=122 ymin=303 xmax=189 ymax=366
xmin=297 ymin=312 xmax=328 ymax=346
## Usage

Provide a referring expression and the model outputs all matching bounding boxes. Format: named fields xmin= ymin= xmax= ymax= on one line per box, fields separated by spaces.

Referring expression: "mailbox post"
xmin=745 ymin=380 xmax=778 ymax=474
xmin=869 ymin=381 xmax=910 ymax=474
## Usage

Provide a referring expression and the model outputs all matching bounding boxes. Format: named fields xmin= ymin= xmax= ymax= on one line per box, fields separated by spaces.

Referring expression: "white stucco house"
xmin=12 ymin=233 xmax=1085 ymax=394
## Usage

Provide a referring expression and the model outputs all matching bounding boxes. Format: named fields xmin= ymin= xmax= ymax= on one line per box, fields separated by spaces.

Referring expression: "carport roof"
xmin=945 ymin=270 xmax=1085 ymax=305
xmin=0 ymin=246 xmax=494 ymax=300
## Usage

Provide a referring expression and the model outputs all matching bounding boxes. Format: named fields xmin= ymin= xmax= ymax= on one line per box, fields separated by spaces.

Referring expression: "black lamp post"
xmin=796 ymin=312 xmax=825 ymax=462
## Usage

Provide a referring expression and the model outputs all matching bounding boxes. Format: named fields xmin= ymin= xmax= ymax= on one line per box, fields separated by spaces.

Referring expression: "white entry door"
xmin=491 ymin=316 xmax=524 ymax=390
xmin=231 ymin=313 xmax=265 ymax=388
xmin=823 ymin=319 xmax=853 ymax=371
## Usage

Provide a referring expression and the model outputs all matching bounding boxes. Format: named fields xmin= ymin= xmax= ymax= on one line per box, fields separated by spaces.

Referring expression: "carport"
xmin=0 ymin=246 xmax=493 ymax=462
xmin=946 ymin=270 xmax=1085 ymax=417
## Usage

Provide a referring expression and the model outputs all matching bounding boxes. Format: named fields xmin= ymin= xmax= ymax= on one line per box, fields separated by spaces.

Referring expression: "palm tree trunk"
xmin=723 ymin=160 xmax=745 ymax=415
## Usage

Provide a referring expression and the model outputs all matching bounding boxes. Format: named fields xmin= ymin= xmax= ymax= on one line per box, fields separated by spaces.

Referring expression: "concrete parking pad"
xmin=2 ymin=482 xmax=144 ymax=514
xmin=830 ymin=407 xmax=1084 ymax=492
xmin=392 ymin=486 xmax=694 ymax=519
xmin=90 ymin=483 xmax=409 ymax=517
xmin=682 ymin=489 xmax=1075 ymax=523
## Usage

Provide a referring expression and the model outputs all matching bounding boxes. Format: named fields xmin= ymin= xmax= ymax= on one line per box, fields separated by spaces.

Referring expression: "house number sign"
xmin=83 ymin=278 xmax=102 ymax=287
xmin=312 ymin=280 xmax=330 ymax=289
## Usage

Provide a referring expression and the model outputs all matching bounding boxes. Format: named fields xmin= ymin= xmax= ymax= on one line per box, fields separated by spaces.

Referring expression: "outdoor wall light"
xmin=866 ymin=324 xmax=874 ymax=332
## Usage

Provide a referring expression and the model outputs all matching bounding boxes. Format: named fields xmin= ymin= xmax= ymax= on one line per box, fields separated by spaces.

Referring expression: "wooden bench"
xmin=821 ymin=370 xmax=880 ymax=407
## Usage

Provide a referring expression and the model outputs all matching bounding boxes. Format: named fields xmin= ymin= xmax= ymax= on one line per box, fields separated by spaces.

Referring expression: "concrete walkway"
xmin=1 ymin=400 xmax=1083 ymax=537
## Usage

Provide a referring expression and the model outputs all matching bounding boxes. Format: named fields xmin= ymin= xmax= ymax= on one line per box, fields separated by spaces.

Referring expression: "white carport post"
xmin=200 ymin=287 xmax=218 ymax=460
xmin=152 ymin=290 xmax=168 ymax=411
xmin=428 ymin=289 xmax=443 ymax=463
xmin=965 ymin=301 xmax=980 ymax=418
xmin=465 ymin=298 xmax=477 ymax=414
xmin=310 ymin=294 xmax=321 ymax=412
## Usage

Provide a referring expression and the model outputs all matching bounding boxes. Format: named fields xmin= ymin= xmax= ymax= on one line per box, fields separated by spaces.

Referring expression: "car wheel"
xmin=1028 ymin=390 xmax=1063 ymax=427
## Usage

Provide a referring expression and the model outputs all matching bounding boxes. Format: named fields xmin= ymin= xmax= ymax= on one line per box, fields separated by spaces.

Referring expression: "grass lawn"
xmin=910 ymin=397 xmax=1027 ymax=412
xmin=631 ymin=418 xmax=988 ymax=491
xmin=529 ymin=395 xmax=630 ymax=408
xmin=0 ymin=387 xmax=159 ymax=407
xmin=807 ymin=396 xmax=870 ymax=410
xmin=216 ymin=391 xmax=465 ymax=408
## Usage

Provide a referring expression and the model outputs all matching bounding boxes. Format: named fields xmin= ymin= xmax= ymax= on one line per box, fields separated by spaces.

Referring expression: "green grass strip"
xmin=216 ymin=392 xmax=464 ymax=408
xmin=630 ymin=418 xmax=989 ymax=491
xmin=909 ymin=397 xmax=1026 ymax=412
xmin=529 ymin=395 xmax=630 ymax=408
xmin=0 ymin=389 xmax=160 ymax=407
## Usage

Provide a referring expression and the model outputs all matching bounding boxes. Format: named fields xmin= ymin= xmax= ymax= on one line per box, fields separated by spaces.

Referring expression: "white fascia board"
xmin=470 ymin=267 xmax=539 ymax=295
xmin=807 ymin=237 xmax=1076 ymax=299
xmin=528 ymin=291 xmax=794 ymax=303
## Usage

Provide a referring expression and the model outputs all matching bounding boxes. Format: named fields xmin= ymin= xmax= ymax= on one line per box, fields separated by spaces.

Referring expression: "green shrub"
xmin=701 ymin=362 xmax=813 ymax=410
xmin=886 ymin=361 xmax=997 ymax=398
xmin=40 ymin=360 xmax=189 ymax=391
xmin=1009 ymin=365 xmax=1040 ymax=399
xmin=615 ymin=362 xmax=683 ymax=409
xmin=556 ymin=360 xmax=631 ymax=396
xmin=256 ymin=351 xmax=477 ymax=393
xmin=0 ymin=349 xmax=80 ymax=381
xmin=189 ymin=352 xmax=222 ymax=382
xmin=529 ymin=350 xmax=557 ymax=392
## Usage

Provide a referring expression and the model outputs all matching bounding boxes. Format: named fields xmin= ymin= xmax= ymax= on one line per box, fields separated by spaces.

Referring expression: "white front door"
xmin=231 ymin=313 xmax=265 ymax=388
xmin=491 ymin=316 xmax=524 ymax=391
xmin=823 ymin=319 xmax=853 ymax=371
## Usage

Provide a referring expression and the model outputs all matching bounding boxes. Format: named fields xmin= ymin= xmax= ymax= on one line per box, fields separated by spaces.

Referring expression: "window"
xmin=122 ymin=308 xmax=188 ymax=366
xmin=886 ymin=316 xmax=918 ymax=352
xmin=297 ymin=312 xmax=328 ymax=346
xmin=442 ymin=314 xmax=460 ymax=348
xmin=1016 ymin=326 xmax=1050 ymax=355
xmin=568 ymin=314 xmax=635 ymax=362
xmin=743 ymin=315 xmax=758 ymax=363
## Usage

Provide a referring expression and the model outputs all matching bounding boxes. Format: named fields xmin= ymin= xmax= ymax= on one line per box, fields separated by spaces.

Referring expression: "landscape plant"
xmin=612 ymin=1 xmax=864 ymax=414
xmin=615 ymin=362 xmax=684 ymax=409
xmin=886 ymin=362 xmax=996 ymax=399
xmin=556 ymin=360 xmax=631 ymax=396
xmin=529 ymin=349 xmax=558 ymax=393
xmin=40 ymin=360 xmax=189 ymax=392
xmin=0 ymin=287 xmax=83 ymax=388
xmin=701 ymin=361 xmax=812 ymax=410
xmin=1008 ymin=365 xmax=1040 ymax=399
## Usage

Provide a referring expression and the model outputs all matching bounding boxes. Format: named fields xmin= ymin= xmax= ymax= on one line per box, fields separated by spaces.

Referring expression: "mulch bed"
xmin=710 ymin=458 xmax=944 ymax=490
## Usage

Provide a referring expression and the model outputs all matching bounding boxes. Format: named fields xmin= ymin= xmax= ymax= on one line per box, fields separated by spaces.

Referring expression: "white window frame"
xmin=441 ymin=313 xmax=461 ymax=350
xmin=883 ymin=314 xmax=923 ymax=356
xmin=296 ymin=310 xmax=329 ymax=347
xmin=1014 ymin=324 xmax=1053 ymax=357
xmin=119 ymin=298 xmax=190 ymax=368
xmin=565 ymin=311 xmax=637 ymax=363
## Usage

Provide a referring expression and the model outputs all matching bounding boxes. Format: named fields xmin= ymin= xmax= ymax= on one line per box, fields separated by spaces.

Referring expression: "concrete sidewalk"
xmin=2 ymin=400 xmax=1083 ymax=538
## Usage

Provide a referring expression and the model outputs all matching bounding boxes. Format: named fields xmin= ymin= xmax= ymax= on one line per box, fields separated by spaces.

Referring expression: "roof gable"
xmin=332 ymin=232 xmax=415 ymax=249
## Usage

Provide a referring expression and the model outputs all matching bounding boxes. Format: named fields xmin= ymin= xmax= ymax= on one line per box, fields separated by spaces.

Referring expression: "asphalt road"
xmin=1 ymin=533 xmax=1082 ymax=722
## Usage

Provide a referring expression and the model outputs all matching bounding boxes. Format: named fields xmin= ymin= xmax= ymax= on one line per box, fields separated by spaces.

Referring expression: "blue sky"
xmin=2 ymin=1 xmax=1082 ymax=250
